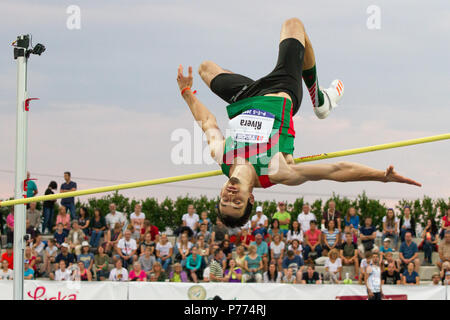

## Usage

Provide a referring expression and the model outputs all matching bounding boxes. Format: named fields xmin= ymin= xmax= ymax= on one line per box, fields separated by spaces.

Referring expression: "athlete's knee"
xmin=283 ymin=18 xmax=305 ymax=31
xmin=198 ymin=60 xmax=215 ymax=76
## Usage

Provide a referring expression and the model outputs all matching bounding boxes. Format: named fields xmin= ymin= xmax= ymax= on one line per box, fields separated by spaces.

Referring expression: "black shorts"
xmin=210 ymin=38 xmax=305 ymax=115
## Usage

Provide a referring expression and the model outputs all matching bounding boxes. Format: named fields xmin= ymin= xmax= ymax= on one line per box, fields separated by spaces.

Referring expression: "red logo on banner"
xmin=27 ymin=286 xmax=77 ymax=300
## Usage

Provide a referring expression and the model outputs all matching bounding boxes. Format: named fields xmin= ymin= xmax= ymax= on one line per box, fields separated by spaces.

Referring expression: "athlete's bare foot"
xmin=384 ymin=165 xmax=421 ymax=187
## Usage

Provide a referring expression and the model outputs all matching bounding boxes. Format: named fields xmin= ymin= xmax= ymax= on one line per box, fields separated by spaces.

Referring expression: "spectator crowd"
xmin=1 ymin=173 xmax=450 ymax=289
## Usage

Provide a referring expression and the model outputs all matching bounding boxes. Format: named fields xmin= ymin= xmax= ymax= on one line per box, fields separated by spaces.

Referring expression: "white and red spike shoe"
xmin=313 ymin=79 xmax=344 ymax=119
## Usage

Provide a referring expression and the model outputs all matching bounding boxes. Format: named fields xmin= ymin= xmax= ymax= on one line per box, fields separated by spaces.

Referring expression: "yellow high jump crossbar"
xmin=0 ymin=133 xmax=449 ymax=207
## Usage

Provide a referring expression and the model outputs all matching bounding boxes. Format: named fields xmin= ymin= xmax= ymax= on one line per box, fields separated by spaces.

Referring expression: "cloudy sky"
xmin=0 ymin=0 xmax=449 ymax=208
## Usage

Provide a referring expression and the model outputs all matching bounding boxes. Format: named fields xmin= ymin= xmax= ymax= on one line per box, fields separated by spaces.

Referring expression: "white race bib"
xmin=228 ymin=109 xmax=275 ymax=144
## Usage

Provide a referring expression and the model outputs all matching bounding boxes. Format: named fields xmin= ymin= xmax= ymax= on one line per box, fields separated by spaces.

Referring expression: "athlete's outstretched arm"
xmin=177 ymin=65 xmax=224 ymax=163
xmin=282 ymin=162 xmax=421 ymax=187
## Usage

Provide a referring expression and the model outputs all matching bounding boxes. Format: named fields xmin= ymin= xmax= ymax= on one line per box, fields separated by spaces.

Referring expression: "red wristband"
xmin=181 ymin=87 xmax=197 ymax=96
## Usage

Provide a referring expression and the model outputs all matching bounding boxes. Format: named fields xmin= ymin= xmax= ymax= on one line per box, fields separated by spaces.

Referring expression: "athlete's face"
xmin=219 ymin=177 xmax=254 ymax=218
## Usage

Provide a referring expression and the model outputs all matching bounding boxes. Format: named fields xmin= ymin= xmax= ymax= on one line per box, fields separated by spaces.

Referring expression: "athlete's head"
xmin=217 ymin=176 xmax=254 ymax=228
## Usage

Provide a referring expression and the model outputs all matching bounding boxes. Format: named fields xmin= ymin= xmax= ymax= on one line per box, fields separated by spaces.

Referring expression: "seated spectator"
xmin=129 ymin=261 xmax=147 ymax=281
xmin=270 ymin=234 xmax=285 ymax=270
xmin=186 ymin=246 xmax=203 ymax=283
xmin=381 ymin=262 xmax=401 ymax=285
xmin=30 ymin=234 xmax=46 ymax=271
xmin=195 ymin=235 xmax=209 ymax=267
xmin=109 ymin=259 xmax=129 ymax=281
xmin=401 ymin=262 xmax=420 ymax=285
xmin=273 ymin=202 xmax=291 ymax=237
xmin=54 ymin=206 xmax=71 ymax=232
xmin=25 ymin=219 xmax=38 ymax=244
xmin=53 ymin=243 xmax=76 ymax=273
xmin=1 ymin=244 xmax=14 ymax=270
xmin=140 ymin=219 xmax=160 ymax=243
xmin=238 ymin=228 xmax=253 ymax=250
xmin=175 ymin=233 xmax=193 ymax=268
xmin=340 ymin=232 xmax=359 ymax=279
xmin=0 ymin=260 xmax=13 ymax=280
xmin=297 ymin=203 xmax=316 ymax=234
xmin=78 ymin=207 xmax=90 ymax=236
xmin=115 ymin=229 xmax=138 ymax=269
xmin=182 ymin=204 xmax=199 ymax=234
xmin=268 ymin=219 xmax=283 ymax=243
xmin=196 ymin=223 xmax=211 ymax=244
xmin=303 ymin=220 xmax=322 ymax=262
xmin=382 ymin=208 xmax=399 ymax=250
xmin=440 ymin=262 xmax=450 ymax=285
xmin=140 ymin=232 xmax=156 ymax=256
xmin=235 ymin=245 xmax=246 ymax=269
xmin=211 ymin=218 xmax=229 ymax=244
xmin=208 ymin=249 xmax=224 ymax=282
xmin=340 ymin=225 xmax=357 ymax=246
xmin=380 ymin=238 xmax=393 ymax=259
xmin=322 ymin=200 xmax=341 ymax=232
xmin=77 ymin=260 xmax=92 ymax=281
xmin=24 ymin=247 xmax=37 ymax=274
xmin=431 ymin=273 xmax=441 ymax=285
xmin=78 ymin=241 xmax=94 ymax=272
xmin=104 ymin=222 xmax=123 ymax=255
xmin=358 ymin=217 xmax=378 ymax=258
xmin=251 ymin=206 xmax=269 ymax=235
xmin=209 ymin=244 xmax=227 ymax=270
xmin=439 ymin=208 xmax=450 ymax=240
xmin=168 ymin=263 xmax=188 ymax=282
xmin=6 ymin=210 xmax=14 ymax=245
xmin=243 ymin=245 xmax=263 ymax=283
xmin=382 ymin=251 xmax=401 ymax=273
xmin=322 ymin=220 xmax=340 ymax=256
xmin=286 ymin=220 xmax=303 ymax=245
xmin=437 ymin=231 xmax=450 ymax=270
xmin=282 ymin=267 xmax=297 ymax=284
xmin=282 ymin=250 xmax=304 ymax=280
xmin=301 ymin=264 xmax=321 ymax=284
xmin=199 ymin=210 xmax=212 ymax=233
xmin=263 ymin=261 xmax=282 ymax=283
xmin=26 ymin=202 xmax=42 ymax=230
xmin=399 ymin=231 xmax=420 ymax=273
xmin=94 ymin=246 xmax=110 ymax=281
xmin=53 ymin=260 xmax=71 ymax=281
xmin=105 ymin=203 xmax=126 ymax=232
xmin=53 ymin=223 xmax=68 ymax=249
xmin=420 ymin=218 xmax=439 ymax=265
xmin=138 ymin=246 xmax=156 ymax=278
xmin=149 ymin=261 xmax=167 ymax=282
xmin=89 ymin=208 xmax=107 ymax=248
xmin=126 ymin=224 xmax=140 ymax=243
xmin=67 ymin=220 xmax=85 ymax=256
xmin=359 ymin=251 xmax=372 ymax=284
xmin=343 ymin=207 xmax=359 ymax=238
xmin=250 ymin=233 xmax=269 ymax=271
xmin=156 ymin=233 xmax=173 ymax=272
xmin=324 ymin=249 xmax=342 ymax=284
xmin=220 ymin=239 xmax=233 ymax=261
xmin=130 ymin=204 xmax=146 ymax=236
xmin=224 ymin=259 xmax=243 ymax=283
xmin=288 ymin=239 xmax=303 ymax=257
xmin=399 ymin=206 xmax=416 ymax=242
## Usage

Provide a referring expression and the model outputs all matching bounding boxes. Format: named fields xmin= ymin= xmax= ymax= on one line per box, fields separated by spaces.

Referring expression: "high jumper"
xmin=177 ymin=18 xmax=421 ymax=228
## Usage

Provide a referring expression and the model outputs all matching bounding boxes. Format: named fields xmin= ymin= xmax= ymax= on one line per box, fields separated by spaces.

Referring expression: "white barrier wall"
xmin=0 ymin=281 xmax=446 ymax=300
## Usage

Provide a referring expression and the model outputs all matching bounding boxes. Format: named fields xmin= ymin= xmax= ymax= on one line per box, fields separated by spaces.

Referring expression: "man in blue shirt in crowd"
xmin=399 ymin=231 xmax=420 ymax=273
xmin=250 ymin=233 xmax=269 ymax=271
xmin=60 ymin=171 xmax=77 ymax=220
xmin=282 ymin=250 xmax=304 ymax=281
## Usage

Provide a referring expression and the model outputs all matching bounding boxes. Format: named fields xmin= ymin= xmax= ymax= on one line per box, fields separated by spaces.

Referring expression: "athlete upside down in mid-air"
xmin=177 ymin=18 xmax=421 ymax=228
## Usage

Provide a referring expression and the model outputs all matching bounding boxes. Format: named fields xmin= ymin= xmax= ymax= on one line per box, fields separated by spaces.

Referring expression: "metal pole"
xmin=12 ymin=34 xmax=30 ymax=301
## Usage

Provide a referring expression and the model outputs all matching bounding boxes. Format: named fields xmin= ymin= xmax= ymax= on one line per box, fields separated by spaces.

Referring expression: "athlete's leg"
xmin=280 ymin=18 xmax=306 ymax=46
xmin=199 ymin=60 xmax=255 ymax=104
xmin=198 ymin=60 xmax=232 ymax=88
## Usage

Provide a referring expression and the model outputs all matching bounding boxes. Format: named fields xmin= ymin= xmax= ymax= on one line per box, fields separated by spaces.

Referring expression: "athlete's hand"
xmin=384 ymin=165 xmax=422 ymax=187
xmin=177 ymin=65 xmax=193 ymax=91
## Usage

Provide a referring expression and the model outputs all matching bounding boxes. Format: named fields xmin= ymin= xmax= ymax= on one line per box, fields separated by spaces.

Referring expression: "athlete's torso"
xmin=221 ymin=94 xmax=296 ymax=188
